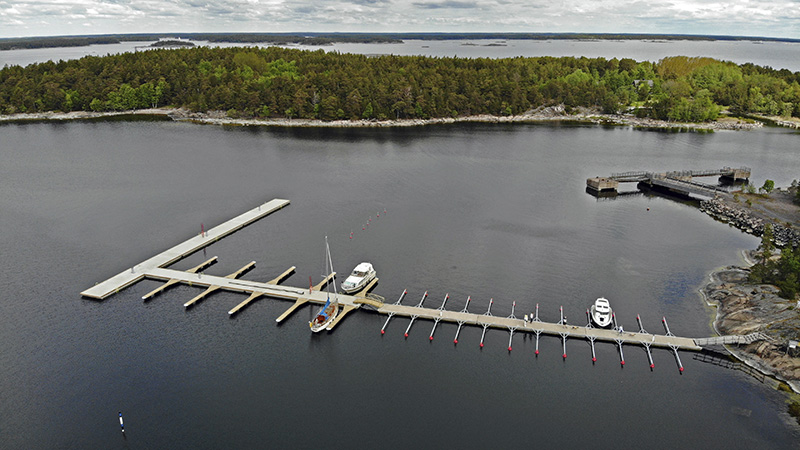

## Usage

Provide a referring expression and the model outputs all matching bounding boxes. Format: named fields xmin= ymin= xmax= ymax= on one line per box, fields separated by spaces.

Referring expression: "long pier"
xmin=587 ymin=166 xmax=750 ymax=198
xmin=81 ymin=198 xmax=290 ymax=299
xmin=81 ymin=198 xmax=767 ymax=369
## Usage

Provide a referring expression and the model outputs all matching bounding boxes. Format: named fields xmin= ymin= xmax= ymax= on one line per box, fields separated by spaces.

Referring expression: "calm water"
xmin=0 ymin=120 xmax=798 ymax=449
xmin=2 ymin=39 xmax=800 ymax=71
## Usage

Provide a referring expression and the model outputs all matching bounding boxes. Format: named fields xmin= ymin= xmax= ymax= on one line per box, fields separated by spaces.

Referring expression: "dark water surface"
xmin=0 ymin=121 xmax=798 ymax=449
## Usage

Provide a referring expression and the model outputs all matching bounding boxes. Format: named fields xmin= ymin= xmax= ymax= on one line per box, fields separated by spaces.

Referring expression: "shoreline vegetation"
xmin=1 ymin=46 xmax=798 ymax=125
xmin=3 ymin=32 xmax=800 ymax=51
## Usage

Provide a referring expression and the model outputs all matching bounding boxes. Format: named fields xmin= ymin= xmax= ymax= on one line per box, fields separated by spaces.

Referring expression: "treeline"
xmin=1 ymin=47 xmax=799 ymax=122
xmin=0 ymin=35 xmax=127 ymax=51
xmin=749 ymin=224 xmax=800 ymax=299
xmin=5 ymin=32 xmax=800 ymax=51
xmin=0 ymin=33 xmax=404 ymax=51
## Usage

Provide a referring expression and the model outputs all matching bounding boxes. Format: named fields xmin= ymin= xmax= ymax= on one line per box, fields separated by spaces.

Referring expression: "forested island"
xmin=1 ymin=46 xmax=799 ymax=125
xmin=3 ymin=32 xmax=800 ymax=51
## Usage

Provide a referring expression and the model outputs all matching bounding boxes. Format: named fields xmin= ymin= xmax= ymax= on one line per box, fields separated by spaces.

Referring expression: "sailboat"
xmin=309 ymin=236 xmax=339 ymax=332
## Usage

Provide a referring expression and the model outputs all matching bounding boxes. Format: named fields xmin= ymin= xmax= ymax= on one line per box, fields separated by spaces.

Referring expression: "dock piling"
xmin=662 ymin=316 xmax=675 ymax=336
xmin=637 ymin=314 xmax=648 ymax=334
xmin=506 ymin=301 xmax=517 ymax=351
xmin=479 ymin=298 xmax=493 ymax=348
xmin=644 ymin=341 xmax=655 ymax=369
xmin=671 ymin=345 xmax=684 ymax=373
xmin=429 ymin=294 xmax=449 ymax=340
xmin=586 ymin=310 xmax=597 ymax=362
xmin=383 ymin=290 xmax=407 ymax=334
xmin=415 ymin=291 xmax=428 ymax=308
xmin=454 ymin=296 xmax=470 ymax=344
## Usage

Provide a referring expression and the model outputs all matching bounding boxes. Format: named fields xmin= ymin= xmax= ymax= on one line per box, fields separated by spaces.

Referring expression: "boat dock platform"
xmin=587 ymin=166 xmax=750 ymax=198
xmin=81 ymin=198 xmax=290 ymax=300
xmin=81 ymin=198 xmax=767 ymax=370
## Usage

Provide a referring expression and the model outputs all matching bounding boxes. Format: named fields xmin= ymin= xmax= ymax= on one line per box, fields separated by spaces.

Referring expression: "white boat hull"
xmin=590 ymin=304 xmax=613 ymax=328
xmin=310 ymin=303 xmax=339 ymax=332
xmin=341 ymin=271 xmax=376 ymax=294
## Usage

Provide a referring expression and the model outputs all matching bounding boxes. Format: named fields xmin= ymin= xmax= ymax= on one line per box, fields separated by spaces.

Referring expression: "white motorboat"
xmin=309 ymin=237 xmax=339 ymax=333
xmin=340 ymin=262 xmax=376 ymax=294
xmin=590 ymin=297 xmax=613 ymax=328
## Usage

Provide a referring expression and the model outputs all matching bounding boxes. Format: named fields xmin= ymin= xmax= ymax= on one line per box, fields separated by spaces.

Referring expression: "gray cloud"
xmin=0 ymin=0 xmax=798 ymax=38
xmin=413 ymin=1 xmax=478 ymax=9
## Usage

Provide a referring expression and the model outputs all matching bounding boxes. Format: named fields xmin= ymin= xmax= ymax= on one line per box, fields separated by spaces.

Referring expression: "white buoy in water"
xmin=119 ymin=411 xmax=125 ymax=433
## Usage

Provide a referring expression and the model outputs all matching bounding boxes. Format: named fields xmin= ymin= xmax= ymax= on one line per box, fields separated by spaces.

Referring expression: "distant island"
xmin=2 ymin=32 xmax=800 ymax=51
xmin=1 ymin=46 xmax=798 ymax=128
xmin=149 ymin=39 xmax=195 ymax=48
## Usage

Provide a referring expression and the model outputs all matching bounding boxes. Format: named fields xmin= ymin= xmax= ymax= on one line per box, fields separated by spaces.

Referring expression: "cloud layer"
xmin=1 ymin=0 xmax=798 ymax=38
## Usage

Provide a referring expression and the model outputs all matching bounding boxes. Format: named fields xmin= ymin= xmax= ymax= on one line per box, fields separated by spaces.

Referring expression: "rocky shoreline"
xmin=0 ymin=105 xmax=766 ymax=131
xmin=700 ymin=196 xmax=800 ymax=247
xmin=701 ymin=263 xmax=800 ymax=393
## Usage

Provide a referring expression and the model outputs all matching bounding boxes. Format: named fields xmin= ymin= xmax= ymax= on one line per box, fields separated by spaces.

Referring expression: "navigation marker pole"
xmin=119 ymin=411 xmax=124 ymax=434
xmin=429 ymin=293 xmax=449 ymax=341
xmin=454 ymin=296 xmax=471 ymax=344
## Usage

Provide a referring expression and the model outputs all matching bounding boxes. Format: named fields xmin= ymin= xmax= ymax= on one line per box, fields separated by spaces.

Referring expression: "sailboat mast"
xmin=325 ymin=236 xmax=339 ymax=303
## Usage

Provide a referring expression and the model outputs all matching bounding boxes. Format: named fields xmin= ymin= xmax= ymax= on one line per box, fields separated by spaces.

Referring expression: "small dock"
xmin=81 ymin=198 xmax=768 ymax=371
xmin=587 ymin=167 xmax=750 ymax=198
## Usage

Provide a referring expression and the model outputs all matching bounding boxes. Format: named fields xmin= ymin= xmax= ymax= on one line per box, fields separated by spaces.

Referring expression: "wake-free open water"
xmin=0 ymin=119 xmax=798 ymax=448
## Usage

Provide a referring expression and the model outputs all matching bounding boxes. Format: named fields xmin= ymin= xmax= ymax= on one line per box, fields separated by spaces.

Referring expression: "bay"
xmin=2 ymin=38 xmax=800 ymax=71
xmin=0 ymin=120 xmax=798 ymax=448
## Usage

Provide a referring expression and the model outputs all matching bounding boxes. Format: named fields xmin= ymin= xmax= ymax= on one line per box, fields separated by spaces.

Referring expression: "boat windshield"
xmin=351 ymin=271 xmax=366 ymax=277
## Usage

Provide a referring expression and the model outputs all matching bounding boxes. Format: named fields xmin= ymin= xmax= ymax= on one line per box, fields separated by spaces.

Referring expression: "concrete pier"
xmin=587 ymin=166 xmax=751 ymax=198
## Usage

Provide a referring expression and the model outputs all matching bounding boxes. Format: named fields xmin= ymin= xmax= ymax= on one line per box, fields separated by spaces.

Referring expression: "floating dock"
xmin=81 ymin=198 xmax=290 ymax=300
xmin=81 ymin=198 xmax=767 ymax=369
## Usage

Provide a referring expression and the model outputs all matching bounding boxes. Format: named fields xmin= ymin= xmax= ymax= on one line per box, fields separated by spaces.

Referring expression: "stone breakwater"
xmin=701 ymin=266 xmax=800 ymax=392
xmin=700 ymin=197 xmax=800 ymax=247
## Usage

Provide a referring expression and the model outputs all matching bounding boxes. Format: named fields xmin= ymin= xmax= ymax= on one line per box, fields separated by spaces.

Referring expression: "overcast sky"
xmin=1 ymin=0 xmax=799 ymax=39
